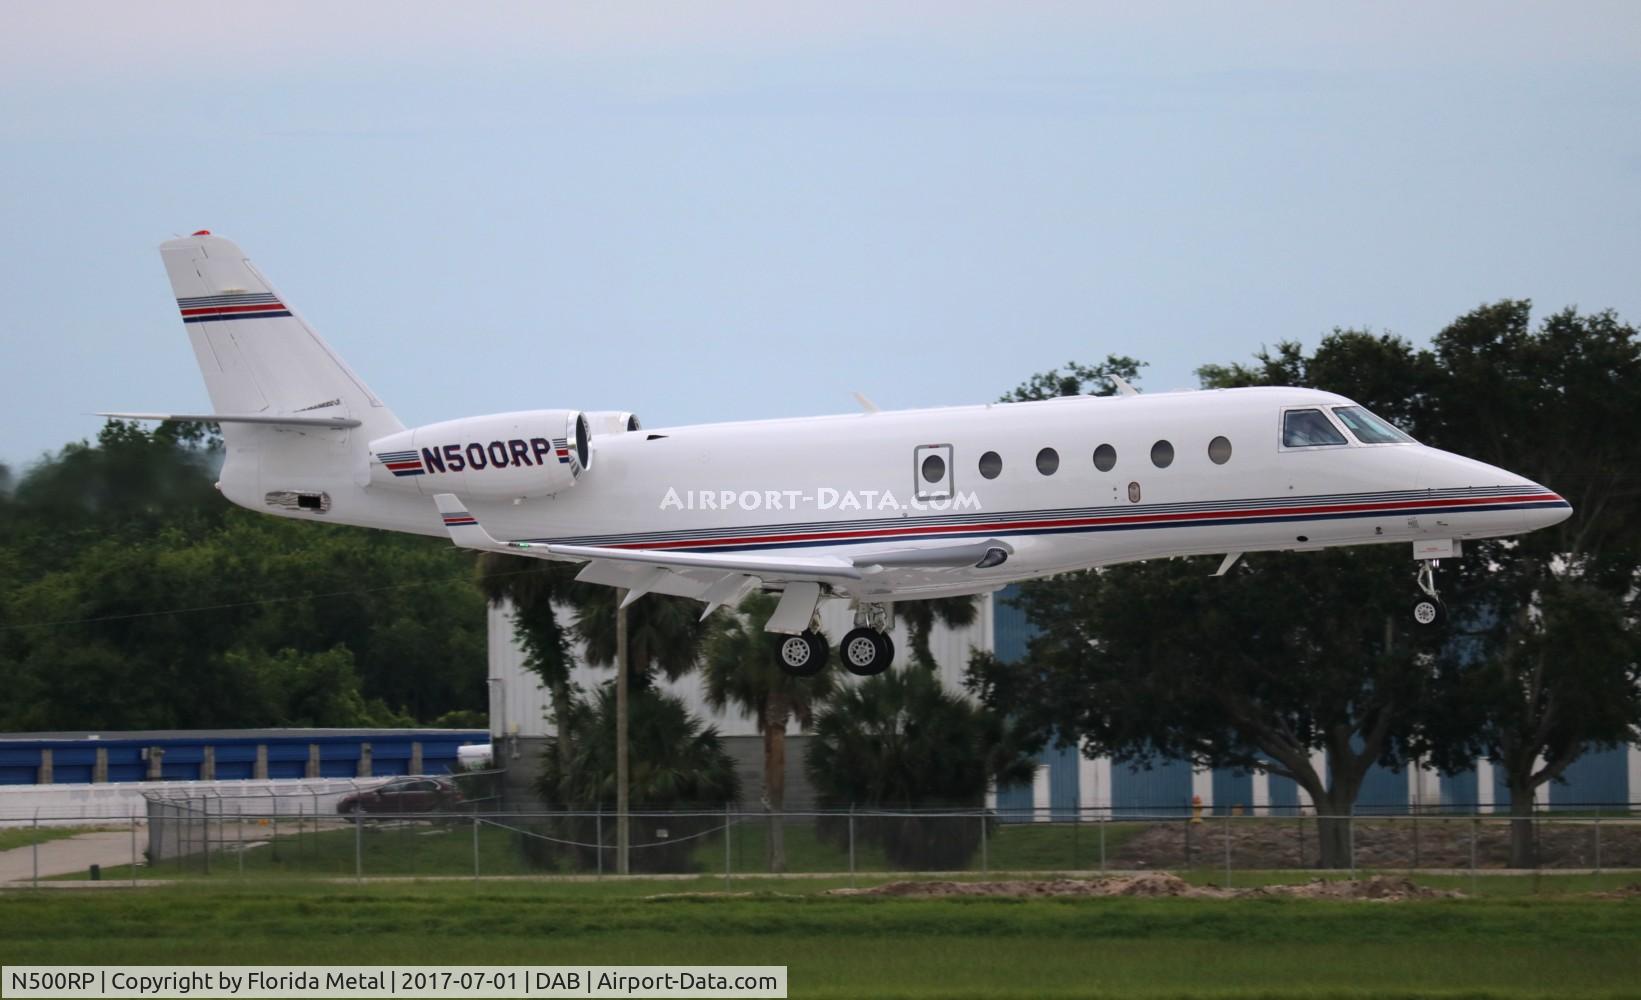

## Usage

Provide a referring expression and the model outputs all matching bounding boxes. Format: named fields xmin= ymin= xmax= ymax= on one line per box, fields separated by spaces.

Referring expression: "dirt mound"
xmin=827 ymin=874 xmax=1461 ymax=901
xmin=1588 ymin=883 xmax=1641 ymax=900
xmin=1248 ymin=876 xmax=1461 ymax=901
xmin=828 ymin=874 xmax=1224 ymax=898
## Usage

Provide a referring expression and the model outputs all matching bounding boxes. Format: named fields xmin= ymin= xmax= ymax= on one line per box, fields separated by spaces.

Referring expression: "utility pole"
xmin=616 ymin=588 xmax=630 ymax=875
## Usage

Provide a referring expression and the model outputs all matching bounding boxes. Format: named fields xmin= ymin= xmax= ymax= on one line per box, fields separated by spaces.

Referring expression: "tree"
xmin=474 ymin=552 xmax=585 ymax=774
xmin=1413 ymin=303 xmax=1641 ymax=864
xmin=574 ymin=589 xmax=708 ymax=686
xmin=535 ymin=683 xmax=741 ymax=873
xmin=967 ymin=346 xmax=1439 ymax=867
xmin=806 ymin=667 xmax=1037 ymax=869
xmin=969 ymin=548 xmax=1426 ymax=868
xmin=896 ymin=596 xmax=980 ymax=672
xmin=1000 ymin=355 xmax=1146 ymax=402
xmin=0 ymin=420 xmax=488 ymax=729
xmin=1424 ymin=582 xmax=1639 ymax=864
xmin=701 ymin=593 xmax=836 ymax=872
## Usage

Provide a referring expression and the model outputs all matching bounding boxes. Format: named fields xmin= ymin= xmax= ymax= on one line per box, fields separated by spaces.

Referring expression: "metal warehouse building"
xmin=489 ymin=586 xmax=1639 ymax=815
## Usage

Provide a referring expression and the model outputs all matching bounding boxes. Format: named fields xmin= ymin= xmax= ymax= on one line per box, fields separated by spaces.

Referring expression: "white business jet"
xmin=108 ymin=233 xmax=1571 ymax=677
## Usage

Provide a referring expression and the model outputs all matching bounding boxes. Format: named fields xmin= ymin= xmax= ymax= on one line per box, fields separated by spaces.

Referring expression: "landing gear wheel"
xmin=775 ymin=629 xmax=828 ymax=677
xmin=1412 ymin=559 xmax=1447 ymax=629
xmin=1411 ymin=595 xmax=1447 ymax=628
xmin=841 ymin=627 xmax=893 ymax=677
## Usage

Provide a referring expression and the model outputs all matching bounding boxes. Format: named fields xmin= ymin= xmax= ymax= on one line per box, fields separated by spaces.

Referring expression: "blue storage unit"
xmin=0 ymin=730 xmax=488 ymax=786
xmin=106 ymin=745 xmax=144 ymax=782
xmin=214 ymin=743 xmax=258 ymax=780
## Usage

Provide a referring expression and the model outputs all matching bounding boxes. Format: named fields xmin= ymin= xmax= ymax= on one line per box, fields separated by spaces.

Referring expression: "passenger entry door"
xmin=913 ymin=444 xmax=954 ymax=501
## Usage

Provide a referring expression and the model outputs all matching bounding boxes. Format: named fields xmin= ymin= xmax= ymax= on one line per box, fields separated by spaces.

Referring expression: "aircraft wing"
xmin=432 ymin=493 xmax=1012 ymax=618
xmin=542 ymin=543 xmax=863 ymax=582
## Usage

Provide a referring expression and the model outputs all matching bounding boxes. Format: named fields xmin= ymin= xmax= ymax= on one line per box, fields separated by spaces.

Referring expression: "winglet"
xmin=1108 ymin=374 xmax=1140 ymax=397
xmin=433 ymin=494 xmax=513 ymax=552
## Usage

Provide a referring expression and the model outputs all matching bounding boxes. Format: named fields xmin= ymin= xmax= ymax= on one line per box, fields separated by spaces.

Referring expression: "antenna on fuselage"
xmin=852 ymin=391 xmax=880 ymax=413
xmin=1108 ymin=374 xmax=1140 ymax=397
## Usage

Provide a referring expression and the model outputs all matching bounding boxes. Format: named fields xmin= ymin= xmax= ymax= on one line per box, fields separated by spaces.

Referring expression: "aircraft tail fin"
xmin=158 ymin=231 xmax=403 ymax=440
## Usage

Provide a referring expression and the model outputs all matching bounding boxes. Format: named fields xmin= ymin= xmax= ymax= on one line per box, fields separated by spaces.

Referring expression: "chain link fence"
xmin=9 ymin=796 xmax=1636 ymax=886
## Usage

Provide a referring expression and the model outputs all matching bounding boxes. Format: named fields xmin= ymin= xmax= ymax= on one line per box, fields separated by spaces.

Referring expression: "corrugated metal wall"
xmin=1551 ymin=745 xmax=1629 ymax=810
xmin=488 ymin=593 xmax=997 ymax=741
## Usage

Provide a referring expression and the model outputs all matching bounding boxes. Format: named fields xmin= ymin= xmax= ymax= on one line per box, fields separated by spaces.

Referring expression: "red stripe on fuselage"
xmin=602 ymin=492 xmax=1563 ymax=552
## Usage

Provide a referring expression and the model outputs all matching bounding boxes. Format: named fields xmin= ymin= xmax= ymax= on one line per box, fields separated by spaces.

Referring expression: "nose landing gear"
xmin=1412 ymin=560 xmax=1447 ymax=629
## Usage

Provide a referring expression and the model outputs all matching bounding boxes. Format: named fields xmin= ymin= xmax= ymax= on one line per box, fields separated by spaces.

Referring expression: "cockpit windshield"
xmin=1332 ymin=406 xmax=1414 ymax=444
xmin=1282 ymin=408 xmax=1347 ymax=447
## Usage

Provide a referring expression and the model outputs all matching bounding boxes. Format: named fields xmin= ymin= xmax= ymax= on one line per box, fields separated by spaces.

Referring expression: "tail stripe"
xmin=177 ymin=292 xmax=291 ymax=323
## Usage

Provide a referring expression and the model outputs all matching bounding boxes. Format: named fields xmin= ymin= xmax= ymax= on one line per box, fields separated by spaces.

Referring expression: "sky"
xmin=2 ymin=2 xmax=1638 ymax=469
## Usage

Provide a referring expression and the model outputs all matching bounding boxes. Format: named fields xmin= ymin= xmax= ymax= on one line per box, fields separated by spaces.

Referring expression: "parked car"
xmin=336 ymin=776 xmax=464 ymax=815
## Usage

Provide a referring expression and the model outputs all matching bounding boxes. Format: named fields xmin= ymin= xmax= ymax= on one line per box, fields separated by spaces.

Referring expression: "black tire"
xmin=1411 ymin=595 xmax=1447 ymax=628
xmin=775 ymin=629 xmax=828 ymax=677
xmin=841 ymin=627 xmax=892 ymax=676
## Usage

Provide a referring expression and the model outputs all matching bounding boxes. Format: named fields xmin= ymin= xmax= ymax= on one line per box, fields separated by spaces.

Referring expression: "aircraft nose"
xmin=1520 ymin=480 xmax=1573 ymax=531
xmin=1419 ymin=448 xmax=1571 ymax=536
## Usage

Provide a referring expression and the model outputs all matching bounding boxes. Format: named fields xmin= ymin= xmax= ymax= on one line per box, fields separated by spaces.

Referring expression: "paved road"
xmin=0 ymin=829 xmax=142 ymax=882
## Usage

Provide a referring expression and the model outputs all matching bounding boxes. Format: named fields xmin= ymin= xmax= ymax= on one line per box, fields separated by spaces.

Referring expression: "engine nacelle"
xmin=368 ymin=409 xmax=590 ymax=499
xmin=585 ymin=411 xmax=641 ymax=434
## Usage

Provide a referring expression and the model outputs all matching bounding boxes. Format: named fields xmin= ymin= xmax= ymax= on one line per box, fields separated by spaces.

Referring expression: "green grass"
xmin=2 ymin=880 xmax=1638 ymax=998
xmin=61 ymin=818 xmax=1161 ymax=881
xmin=0 ymin=826 xmax=101 ymax=852
xmin=78 ymin=820 xmax=543 ymax=881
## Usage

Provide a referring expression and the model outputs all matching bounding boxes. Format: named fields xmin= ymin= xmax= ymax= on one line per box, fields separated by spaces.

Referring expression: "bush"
xmin=526 ymin=683 xmax=741 ymax=873
xmin=806 ymin=668 xmax=1036 ymax=870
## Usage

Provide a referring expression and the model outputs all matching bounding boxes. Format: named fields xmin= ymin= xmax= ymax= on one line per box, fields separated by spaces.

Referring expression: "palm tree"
xmin=897 ymin=595 xmax=981 ymax=671
xmin=574 ymin=588 xmax=712 ymax=873
xmin=474 ymin=552 xmax=585 ymax=774
xmin=700 ymin=593 xmax=837 ymax=872
xmin=573 ymin=589 xmax=708 ymax=685
xmin=806 ymin=666 xmax=1038 ymax=869
xmin=535 ymin=683 xmax=741 ymax=873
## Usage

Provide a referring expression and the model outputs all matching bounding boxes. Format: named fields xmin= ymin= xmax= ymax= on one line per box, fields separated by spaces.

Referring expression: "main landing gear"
xmin=775 ymin=630 xmax=828 ymax=678
xmin=1412 ymin=559 xmax=1447 ymax=629
xmin=840 ymin=602 xmax=894 ymax=677
xmin=773 ymin=603 xmax=896 ymax=678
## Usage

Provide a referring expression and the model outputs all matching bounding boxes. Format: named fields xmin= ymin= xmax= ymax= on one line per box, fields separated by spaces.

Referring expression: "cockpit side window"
xmin=1282 ymin=408 xmax=1348 ymax=448
xmin=1332 ymin=405 xmax=1414 ymax=444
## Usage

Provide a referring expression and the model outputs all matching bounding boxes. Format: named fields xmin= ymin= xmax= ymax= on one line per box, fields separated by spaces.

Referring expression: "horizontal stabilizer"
xmin=98 ymin=411 xmax=361 ymax=429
